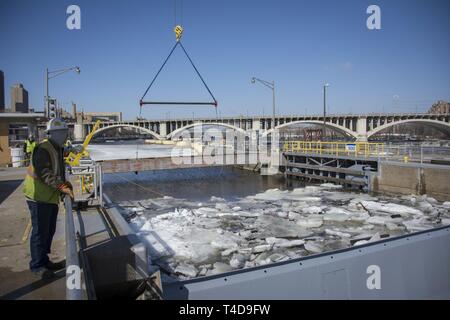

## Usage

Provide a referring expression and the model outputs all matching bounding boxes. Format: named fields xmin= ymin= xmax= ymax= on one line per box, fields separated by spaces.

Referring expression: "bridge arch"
xmin=92 ymin=124 xmax=162 ymax=140
xmin=263 ymin=120 xmax=358 ymax=139
xmin=167 ymin=122 xmax=247 ymax=140
xmin=367 ymin=119 xmax=450 ymax=139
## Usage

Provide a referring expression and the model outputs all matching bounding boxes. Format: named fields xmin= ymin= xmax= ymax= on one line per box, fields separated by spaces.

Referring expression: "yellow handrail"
xmin=282 ymin=141 xmax=386 ymax=158
xmin=65 ymin=120 xmax=101 ymax=166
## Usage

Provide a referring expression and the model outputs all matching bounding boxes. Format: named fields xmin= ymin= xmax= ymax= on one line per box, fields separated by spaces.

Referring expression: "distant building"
xmin=10 ymin=83 xmax=29 ymax=113
xmin=77 ymin=111 xmax=122 ymax=123
xmin=428 ymin=100 xmax=450 ymax=114
xmin=0 ymin=70 xmax=5 ymax=112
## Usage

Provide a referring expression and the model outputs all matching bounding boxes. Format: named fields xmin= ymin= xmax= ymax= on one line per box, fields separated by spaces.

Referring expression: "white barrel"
xmin=10 ymin=147 xmax=25 ymax=167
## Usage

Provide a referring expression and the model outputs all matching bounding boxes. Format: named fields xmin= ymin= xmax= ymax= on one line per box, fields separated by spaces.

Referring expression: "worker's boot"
xmin=46 ymin=260 xmax=66 ymax=271
xmin=32 ymin=267 xmax=55 ymax=280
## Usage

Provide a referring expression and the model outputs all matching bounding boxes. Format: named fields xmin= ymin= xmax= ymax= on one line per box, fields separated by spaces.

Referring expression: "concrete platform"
xmin=0 ymin=168 xmax=66 ymax=300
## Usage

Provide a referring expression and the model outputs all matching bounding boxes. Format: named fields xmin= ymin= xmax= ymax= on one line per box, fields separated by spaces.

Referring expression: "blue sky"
xmin=1 ymin=0 xmax=449 ymax=120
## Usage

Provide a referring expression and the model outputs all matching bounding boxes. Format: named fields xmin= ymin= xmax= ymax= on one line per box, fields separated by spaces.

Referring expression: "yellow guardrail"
xmin=283 ymin=141 xmax=390 ymax=158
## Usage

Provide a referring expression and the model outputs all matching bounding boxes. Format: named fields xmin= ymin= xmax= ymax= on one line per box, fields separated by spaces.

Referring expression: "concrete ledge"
xmin=372 ymin=161 xmax=450 ymax=201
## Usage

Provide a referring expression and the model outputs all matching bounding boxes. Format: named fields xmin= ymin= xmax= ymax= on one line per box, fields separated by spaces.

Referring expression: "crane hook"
xmin=174 ymin=25 xmax=183 ymax=42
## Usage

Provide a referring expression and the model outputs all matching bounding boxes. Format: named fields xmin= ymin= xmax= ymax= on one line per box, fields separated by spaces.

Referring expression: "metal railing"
xmin=282 ymin=141 xmax=450 ymax=163
xmin=64 ymin=195 xmax=83 ymax=300
xmin=69 ymin=161 xmax=103 ymax=206
xmin=283 ymin=141 xmax=386 ymax=158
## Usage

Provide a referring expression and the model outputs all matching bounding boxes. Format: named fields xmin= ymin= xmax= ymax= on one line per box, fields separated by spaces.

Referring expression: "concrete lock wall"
xmin=371 ymin=161 xmax=450 ymax=201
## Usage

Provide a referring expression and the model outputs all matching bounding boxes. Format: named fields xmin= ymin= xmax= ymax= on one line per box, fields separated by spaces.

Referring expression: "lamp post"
xmin=251 ymin=77 xmax=275 ymax=129
xmin=323 ymin=83 xmax=330 ymax=140
xmin=45 ymin=66 xmax=80 ymax=118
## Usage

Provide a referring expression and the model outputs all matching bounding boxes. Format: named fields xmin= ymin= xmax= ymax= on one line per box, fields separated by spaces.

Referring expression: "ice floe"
xmin=120 ymin=185 xmax=449 ymax=280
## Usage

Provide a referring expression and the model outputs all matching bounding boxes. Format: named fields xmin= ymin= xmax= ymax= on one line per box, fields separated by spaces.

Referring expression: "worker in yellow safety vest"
xmin=23 ymin=118 xmax=74 ymax=280
xmin=23 ymin=134 xmax=37 ymax=166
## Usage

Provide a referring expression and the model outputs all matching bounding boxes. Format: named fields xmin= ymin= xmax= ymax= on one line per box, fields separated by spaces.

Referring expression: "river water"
xmin=104 ymin=167 xmax=303 ymax=202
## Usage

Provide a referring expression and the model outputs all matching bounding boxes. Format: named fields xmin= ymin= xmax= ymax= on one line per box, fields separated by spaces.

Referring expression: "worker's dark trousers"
xmin=27 ymin=201 xmax=59 ymax=271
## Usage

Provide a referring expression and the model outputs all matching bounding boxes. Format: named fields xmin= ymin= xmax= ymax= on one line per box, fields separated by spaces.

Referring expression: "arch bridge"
xmin=77 ymin=113 xmax=450 ymax=141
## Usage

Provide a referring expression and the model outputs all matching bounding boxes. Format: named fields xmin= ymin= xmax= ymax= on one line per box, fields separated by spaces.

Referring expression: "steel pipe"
xmin=64 ymin=196 xmax=83 ymax=300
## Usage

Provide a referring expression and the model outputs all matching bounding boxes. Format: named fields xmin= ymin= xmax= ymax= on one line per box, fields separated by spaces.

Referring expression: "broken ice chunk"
xmin=304 ymin=241 xmax=324 ymax=254
xmin=353 ymin=240 xmax=369 ymax=246
xmin=357 ymin=201 xmax=423 ymax=216
xmin=275 ymin=239 xmax=305 ymax=248
xmin=211 ymin=238 xmax=238 ymax=250
xmin=229 ymin=254 xmax=248 ymax=269
xmin=276 ymin=212 xmax=289 ymax=218
xmin=366 ymin=215 xmax=394 ymax=225
xmin=385 ymin=222 xmax=406 ymax=231
xmin=403 ymin=219 xmax=433 ymax=232
xmin=221 ymin=248 xmax=238 ymax=257
xmin=251 ymin=215 xmax=313 ymax=238
xmin=175 ymin=263 xmax=198 ymax=278
xmin=268 ymin=253 xmax=288 ymax=262
xmin=326 ymin=207 xmax=353 ymax=215
xmin=215 ymin=203 xmax=230 ymax=211
xmin=418 ymin=201 xmax=434 ymax=213
xmin=252 ymin=244 xmax=273 ymax=253
xmin=208 ymin=262 xmax=234 ymax=275
xmin=210 ymin=196 xmax=226 ymax=202
xmin=325 ymin=229 xmax=351 ymax=238
xmin=425 ymin=197 xmax=438 ymax=204
xmin=348 ymin=212 xmax=371 ymax=222
xmin=323 ymin=213 xmax=350 ymax=223
xmin=288 ymin=211 xmax=301 ymax=220
xmin=302 ymin=206 xmax=324 ymax=214
xmin=296 ymin=215 xmax=324 ymax=228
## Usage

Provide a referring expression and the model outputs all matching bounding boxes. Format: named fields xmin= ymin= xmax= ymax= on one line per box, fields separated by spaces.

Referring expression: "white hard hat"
xmin=46 ymin=118 xmax=68 ymax=132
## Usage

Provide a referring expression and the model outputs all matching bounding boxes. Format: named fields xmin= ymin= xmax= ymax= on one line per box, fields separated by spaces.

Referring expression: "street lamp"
xmin=323 ymin=83 xmax=330 ymax=140
xmin=45 ymin=66 xmax=80 ymax=118
xmin=251 ymin=77 xmax=276 ymax=129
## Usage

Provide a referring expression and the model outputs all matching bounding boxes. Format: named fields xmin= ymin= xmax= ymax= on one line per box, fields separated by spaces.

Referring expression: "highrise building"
xmin=10 ymin=83 xmax=29 ymax=113
xmin=0 ymin=70 xmax=5 ymax=111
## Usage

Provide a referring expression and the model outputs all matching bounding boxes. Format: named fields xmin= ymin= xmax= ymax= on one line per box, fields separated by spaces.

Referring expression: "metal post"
xmin=323 ymin=84 xmax=327 ymax=141
xmin=45 ymin=68 xmax=49 ymax=117
xmin=272 ymin=81 xmax=276 ymax=129
xmin=93 ymin=165 xmax=97 ymax=200
xmin=98 ymin=164 xmax=103 ymax=207
xmin=64 ymin=195 xmax=82 ymax=300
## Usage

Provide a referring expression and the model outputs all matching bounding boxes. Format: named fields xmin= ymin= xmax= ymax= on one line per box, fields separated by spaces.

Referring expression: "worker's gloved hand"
xmin=58 ymin=182 xmax=74 ymax=199
xmin=64 ymin=181 xmax=73 ymax=190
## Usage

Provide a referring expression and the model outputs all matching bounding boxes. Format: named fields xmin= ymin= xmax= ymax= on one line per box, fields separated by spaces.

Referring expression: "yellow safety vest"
xmin=25 ymin=140 xmax=37 ymax=154
xmin=23 ymin=139 xmax=62 ymax=204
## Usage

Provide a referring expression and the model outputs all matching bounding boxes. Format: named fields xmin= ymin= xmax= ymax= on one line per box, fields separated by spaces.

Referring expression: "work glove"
xmin=58 ymin=182 xmax=74 ymax=199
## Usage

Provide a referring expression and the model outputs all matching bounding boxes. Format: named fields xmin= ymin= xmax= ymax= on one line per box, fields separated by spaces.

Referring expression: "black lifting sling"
xmin=139 ymin=26 xmax=218 ymax=111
